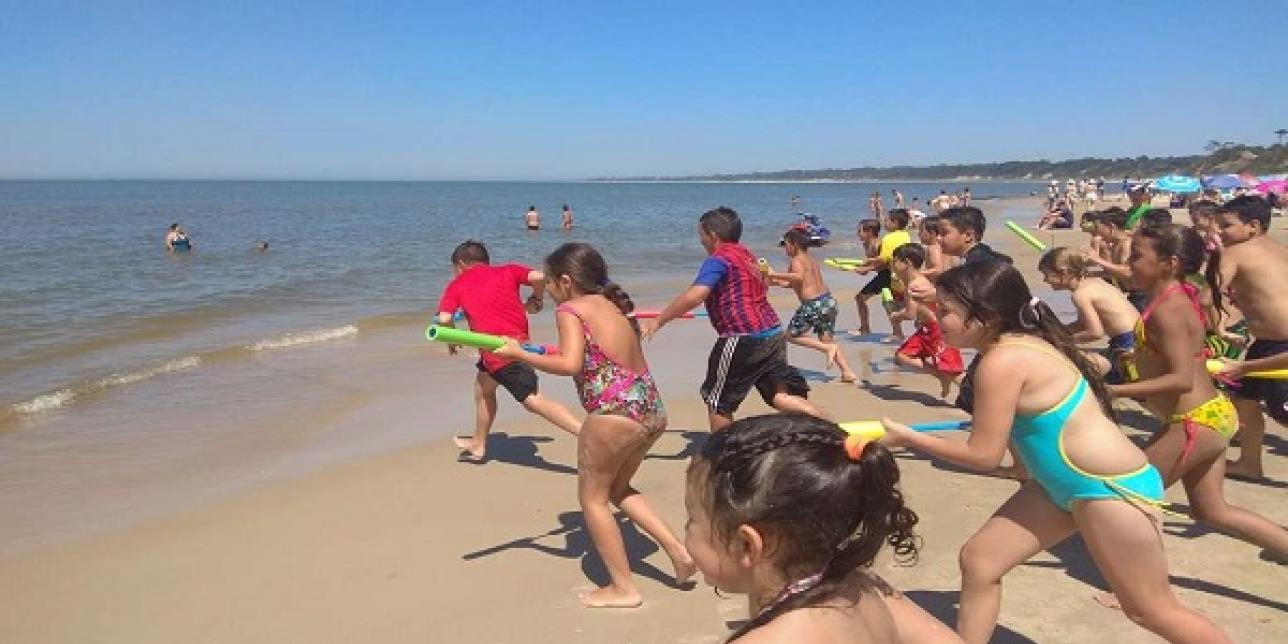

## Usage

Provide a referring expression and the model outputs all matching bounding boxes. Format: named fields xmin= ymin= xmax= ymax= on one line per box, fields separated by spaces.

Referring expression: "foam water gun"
xmin=758 ymin=257 xmax=772 ymax=275
xmin=824 ymin=257 xmax=866 ymax=270
xmin=1005 ymin=220 xmax=1048 ymax=252
xmin=840 ymin=419 xmax=972 ymax=441
xmin=425 ymin=325 xmax=556 ymax=355
xmin=1205 ymin=359 xmax=1288 ymax=380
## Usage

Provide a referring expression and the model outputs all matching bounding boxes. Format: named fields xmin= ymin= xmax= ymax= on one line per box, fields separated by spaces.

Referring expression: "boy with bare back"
xmin=765 ymin=228 xmax=859 ymax=382
xmin=888 ymin=243 xmax=963 ymax=398
xmin=1213 ymin=196 xmax=1288 ymax=479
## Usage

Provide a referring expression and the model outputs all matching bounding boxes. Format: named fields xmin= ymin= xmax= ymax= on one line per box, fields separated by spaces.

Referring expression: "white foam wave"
xmin=98 ymin=356 xmax=202 ymax=387
xmin=248 ymin=325 xmax=358 ymax=351
xmin=11 ymin=389 xmax=76 ymax=414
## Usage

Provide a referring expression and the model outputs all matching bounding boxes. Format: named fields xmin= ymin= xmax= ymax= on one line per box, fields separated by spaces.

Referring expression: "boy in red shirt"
xmin=435 ymin=241 xmax=581 ymax=461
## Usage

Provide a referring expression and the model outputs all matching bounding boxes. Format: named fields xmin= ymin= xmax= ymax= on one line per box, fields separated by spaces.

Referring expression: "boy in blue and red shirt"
xmin=434 ymin=240 xmax=581 ymax=461
xmin=642 ymin=207 xmax=822 ymax=431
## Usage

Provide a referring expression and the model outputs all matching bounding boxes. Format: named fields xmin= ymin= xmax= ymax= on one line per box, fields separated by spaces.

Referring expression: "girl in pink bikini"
xmin=496 ymin=243 xmax=694 ymax=607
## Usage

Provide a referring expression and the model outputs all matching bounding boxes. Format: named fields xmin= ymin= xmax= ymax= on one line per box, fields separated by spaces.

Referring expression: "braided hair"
xmin=543 ymin=243 xmax=638 ymax=331
xmin=692 ymin=413 xmax=920 ymax=642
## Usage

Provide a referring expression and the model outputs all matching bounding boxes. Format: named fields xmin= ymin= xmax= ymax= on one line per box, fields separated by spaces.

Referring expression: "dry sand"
xmin=1 ymin=197 xmax=1285 ymax=643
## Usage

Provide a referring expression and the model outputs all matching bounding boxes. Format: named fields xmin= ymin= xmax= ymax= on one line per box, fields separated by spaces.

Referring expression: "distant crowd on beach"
xmin=431 ymin=183 xmax=1287 ymax=643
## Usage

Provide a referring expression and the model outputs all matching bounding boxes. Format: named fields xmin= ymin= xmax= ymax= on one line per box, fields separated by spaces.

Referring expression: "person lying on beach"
xmin=1106 ymin=223 xmax=1288 ymax=563
xmin=685 ymin=413 xmax=961 ymax=643
xmin=880 ymin=260 xmax=1231 ymax=644
xmin=1039 ymin=247 xmax=1139 ymax=384
xmin=495 ymin=243 xmax=694 ymax=607
xmin=765 ymin=228 xmax=858 ymax=382
xmin=1211 ymin=196 xmax=1288 ymax=479
xmin=1037 ymin=200 xmax=1073 ymax=230
xmin=434 ymin=240 xmax=581 ymax=461
xmin=888 ymin=243 xmax=963 ymax=399
xmin=642 ymin=207 xmax=822 ymax=432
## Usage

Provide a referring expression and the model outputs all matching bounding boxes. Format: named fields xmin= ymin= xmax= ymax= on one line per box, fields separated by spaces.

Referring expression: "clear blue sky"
xmin=2 ymin=1 xmax=1285 ymax=180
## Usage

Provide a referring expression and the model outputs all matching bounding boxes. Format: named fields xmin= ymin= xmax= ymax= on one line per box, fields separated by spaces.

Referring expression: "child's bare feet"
xmin=839 ymin=370 xmax=858 ymax=383
xmin=1225 ymin=459 xmax=1264 ymax=480
xmin=882 ymin=334 xmax=904 ymax=344
xmin=1093 ymin=592 xmax=1122 ymax=610
xmin=579 ymin=585 xmax=643 ymax=608
xmin=850 ymin=326 xmax=871 ymax=337
xmin=453 ymin=436 xmax=485 ymax=461
xmin=937 ymin=374 xmax=957 ymax=400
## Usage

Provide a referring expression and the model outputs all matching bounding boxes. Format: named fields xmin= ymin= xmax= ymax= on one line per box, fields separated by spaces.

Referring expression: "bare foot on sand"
xmin=839 ymin=371 xmax=858 ymax=383
xmin=453 ymin=436 xmax=485 ymax=461
xmin=937 ymin=374 xmax=957 ymax=400
xmin=579 ymin=585 xmax=643 ymax=608
xmin=850 ymin=327 xmax=871 ymax=337
xmin=882 ymin=334 xmax=904 ymax=344
xmin=1225 ymin=459 xmax=1264 ymax=480
xmin=1094 ymin=592 xmax=1122 ymax=610
xmin=669 ymin=548 xmax=698 ymax=586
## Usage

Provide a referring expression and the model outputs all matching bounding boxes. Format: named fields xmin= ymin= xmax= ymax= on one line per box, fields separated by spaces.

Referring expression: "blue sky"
xmin=2 ymin=1 xmax=1285 ymax=179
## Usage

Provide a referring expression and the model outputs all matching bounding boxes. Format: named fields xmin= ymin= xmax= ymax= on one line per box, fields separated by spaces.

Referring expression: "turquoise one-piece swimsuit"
xmin=1005 ymin=341 xmax=1164 ymax=512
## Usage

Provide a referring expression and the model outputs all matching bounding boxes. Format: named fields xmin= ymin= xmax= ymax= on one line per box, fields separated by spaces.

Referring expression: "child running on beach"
xmin=1082 ymin=208 xmax=1141 ymax=309
xmin=1107 ymin=223 xmax=1288 ymax=561
xmin=685 ymin=413 xmax=961 ymax=643
xmin=494 ymin=243 xmax=695 ymax=607
xmin=1038 ymin=247 xmax=1140 ymax=384
xmin=642 ymin=207 xmax=822 ymax=432
xmin=766 ymin=228 xmax=859 ymax=382
xmin=1212 ymin=196 xmax=1288 ymax=478
xmin=917 ymin=214 xmax=954 ymax=280
xmin=889 ymin=243 xmax=964 ymax=399
xmin=851 ymin=209 xmax=912 ymax=340
xmin=880 ymin=260 xmax=1231 ymax=644
xmin=434 ymin=241 xmax=581 ymax=461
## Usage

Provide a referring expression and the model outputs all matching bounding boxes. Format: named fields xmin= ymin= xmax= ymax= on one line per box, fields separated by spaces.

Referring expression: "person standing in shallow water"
xmin=561 ymin=204 xmax=574 ymax=231
xmin=165 ymin=223 xmax=192 ymax=252
xmin=525 ymin=205 xmax=541 ymax=230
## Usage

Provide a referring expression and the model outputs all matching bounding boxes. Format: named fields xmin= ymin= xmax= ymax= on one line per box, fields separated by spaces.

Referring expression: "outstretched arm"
xmin=496 ymin=309 xmax=585 ymax=376
xmin=641 ymin=285 xmax=710 ymax=339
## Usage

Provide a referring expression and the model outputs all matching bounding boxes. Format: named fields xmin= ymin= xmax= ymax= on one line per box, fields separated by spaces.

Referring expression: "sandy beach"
xmin=2 ymin=197 xmax=1285 ymax=643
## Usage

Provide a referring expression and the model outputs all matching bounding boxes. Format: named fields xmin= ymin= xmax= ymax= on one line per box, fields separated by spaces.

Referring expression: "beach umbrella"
xmin=1203 ymin=174 xmax=1249 ymax=190
xmin=1255 ymin=179 xmax=1288 ymax=195
xmin=1153 ymin=175 xmax=1201 ymax=193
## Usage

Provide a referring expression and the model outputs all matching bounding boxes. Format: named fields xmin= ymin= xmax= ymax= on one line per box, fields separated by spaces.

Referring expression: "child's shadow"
xmin=860 ymin=381 xmax=954 ymax=408
xmin=900 ymin=590 xmax=1037 ymax=643
xmin=645 ymin=429 xmax=709 ymax=461
xmin=464 ymin=431 xmax=576 ymax=476
xmin=461 ymin=510 xmax=691 ymax=591
xmin=797 ymin=368 xmax=841 ymax=383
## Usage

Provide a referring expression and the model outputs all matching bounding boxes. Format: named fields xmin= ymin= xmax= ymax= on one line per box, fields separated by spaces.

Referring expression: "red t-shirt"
xmin=437 ymin=263 xmax=532 ymax=373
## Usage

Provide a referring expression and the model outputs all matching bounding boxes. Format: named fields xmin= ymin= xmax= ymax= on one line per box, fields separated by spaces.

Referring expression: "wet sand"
xmin=1 ymin=196 xmax=1285 ymax=643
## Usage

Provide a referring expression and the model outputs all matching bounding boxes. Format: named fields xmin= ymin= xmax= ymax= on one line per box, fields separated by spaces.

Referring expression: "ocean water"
xmin=0 ymin=179 xmax=1041 ymax=421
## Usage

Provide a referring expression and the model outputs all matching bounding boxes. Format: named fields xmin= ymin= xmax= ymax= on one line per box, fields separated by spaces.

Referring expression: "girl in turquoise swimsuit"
xmin=880 ymin=261 xmax=1229 ymax=644
xmin=496 ymin=243 xmax=694 ymax=608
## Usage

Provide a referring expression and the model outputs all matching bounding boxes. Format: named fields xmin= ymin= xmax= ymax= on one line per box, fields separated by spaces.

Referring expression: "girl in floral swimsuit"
xmin=496 ymin=243 xmax=694 ymax=608
xmin=1108 ymin=223 xmax=1288 ymax=561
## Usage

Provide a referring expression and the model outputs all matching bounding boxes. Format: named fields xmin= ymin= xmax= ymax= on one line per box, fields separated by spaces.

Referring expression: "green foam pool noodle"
xmin=1005 ymin=220 xmax=1048 ymax=252
xmin=881 ymin=287 xmax=894 ymax=303
xmin=426 ymin=325 xmax=504 ymax=350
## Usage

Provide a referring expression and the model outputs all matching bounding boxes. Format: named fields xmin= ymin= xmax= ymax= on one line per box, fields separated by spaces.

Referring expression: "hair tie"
xmin=1029 ymin=296 xmax=1041 ymax=308
xmin=844 ymin=435 xmax=869 ymax=461
xmin=598 ymin=277 xmax=610 ymax=288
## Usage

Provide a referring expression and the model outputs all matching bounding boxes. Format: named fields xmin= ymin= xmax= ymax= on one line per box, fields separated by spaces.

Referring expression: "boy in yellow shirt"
xmin=851 ymin=208 xmax=911 ymax=339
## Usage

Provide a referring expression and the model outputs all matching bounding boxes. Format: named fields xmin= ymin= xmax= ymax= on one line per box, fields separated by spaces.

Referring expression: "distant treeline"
xmin=599 ymin=144 xmax=1288 ymax=182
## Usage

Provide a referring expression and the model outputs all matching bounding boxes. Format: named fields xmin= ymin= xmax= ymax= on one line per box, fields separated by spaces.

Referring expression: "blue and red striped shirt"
xmin=694 ymin=242 xmax=780 ymax=336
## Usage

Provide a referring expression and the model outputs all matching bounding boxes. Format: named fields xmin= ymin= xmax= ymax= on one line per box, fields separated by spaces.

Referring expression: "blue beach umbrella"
xmin=1153 ymin=175 xmax=1201 ymax=193
xmin=1203 ymin=174 xmax=1247 ymax=190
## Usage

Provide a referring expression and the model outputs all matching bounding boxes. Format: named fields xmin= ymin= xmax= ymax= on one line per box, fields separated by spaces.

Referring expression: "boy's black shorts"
xmin=1230 ymin=339 xmax=1288 ymax=424
xmin=478 ymin=360 xmax=539 ymax=402
xmin=700 ymin=331 xmax=809 ymax=416
xmin=859 ymin=269 xmax=892 ymax=296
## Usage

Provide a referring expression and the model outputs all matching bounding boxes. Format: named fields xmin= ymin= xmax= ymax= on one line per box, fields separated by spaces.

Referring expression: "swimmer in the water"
xmin=165 ymin=223 xmax=192 ymax=252
xmin=525 ymin=206 xmax=541 ymax=230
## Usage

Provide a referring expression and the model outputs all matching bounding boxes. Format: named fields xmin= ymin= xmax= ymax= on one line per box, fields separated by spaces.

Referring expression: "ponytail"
xmin=600 ymin=281 xmax=640 ymax=334
xmin=1020 ymin=298 xmax=1116 ymax=420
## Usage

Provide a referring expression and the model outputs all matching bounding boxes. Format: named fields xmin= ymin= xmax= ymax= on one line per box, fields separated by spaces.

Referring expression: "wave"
xmin=247 ymin=325 xmax=358 ymax=351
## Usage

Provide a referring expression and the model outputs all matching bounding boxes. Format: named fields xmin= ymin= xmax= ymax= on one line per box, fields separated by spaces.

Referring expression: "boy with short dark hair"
xmin=936 ymin=206 xmax=1010 ymax=266
xmin=889 ymin=243 xmax=964 ymax=398
xmin=643 ymin=207 xmax=821 ymax=431
xmin=766 ymin=228 xmax=858 ymax=383
xmin=851 ymin=208 xmax=912 ymax=339
xmin=1213 ymin=196 xmax=1288 ymax=478
xmin=435 ymin=240 xmax=581 ymax=460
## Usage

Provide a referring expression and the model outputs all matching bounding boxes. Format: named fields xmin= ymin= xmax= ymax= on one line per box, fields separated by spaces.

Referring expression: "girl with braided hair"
xmin=496 ymin=243 xmax=694 ymax=607
xmin=880 ymin=260 xmax=1229 ymax=643
xmin=683 ymin=412 xmax=959 ymax=643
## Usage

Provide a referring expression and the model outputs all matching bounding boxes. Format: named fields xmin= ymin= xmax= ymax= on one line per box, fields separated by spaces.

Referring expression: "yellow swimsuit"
xmin=1134 ymin=283 xmax=1239 ymax=463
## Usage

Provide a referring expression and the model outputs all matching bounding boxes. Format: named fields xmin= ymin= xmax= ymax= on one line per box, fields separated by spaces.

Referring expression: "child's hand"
xmin=492 ymin=337 xmax=526 ymax=360
xmin=640 ymin=318 xmax=662 ymax=341
xmin=878 ymin=417 xmax=915 ymax=448
xmin=524 ymin=295 xmax=543 ymax=315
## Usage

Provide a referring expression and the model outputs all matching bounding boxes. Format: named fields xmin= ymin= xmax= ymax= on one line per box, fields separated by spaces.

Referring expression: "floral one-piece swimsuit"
xmin=558 ymin=304 xmax=667 ymax=434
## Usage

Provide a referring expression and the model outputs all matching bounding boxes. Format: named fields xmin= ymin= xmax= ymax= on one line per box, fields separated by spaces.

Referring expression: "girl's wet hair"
xmin=693 ymin=413 xmax=919 ymax=642
xmin=544 ymin=242 xmax=637 ymax=323
xmin=1134 ymin=223 xmax=1223 ymax=316
xmin=1037 ymin=247 xmax=1090 ymax=278
xmin=937 ymin=260 xmax=1116 ymax=420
